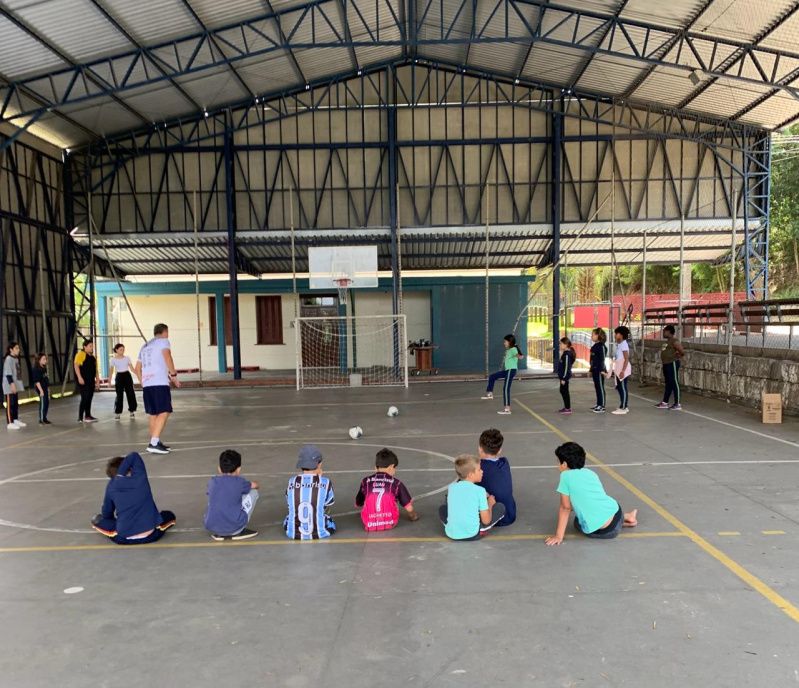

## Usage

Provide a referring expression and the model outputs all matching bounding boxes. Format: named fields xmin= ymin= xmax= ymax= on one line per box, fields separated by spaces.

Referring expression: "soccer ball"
xmin=387 ymin=406 xmax=399 ymax=417
xmin=348 ymin=426 xmax=363 ymax=439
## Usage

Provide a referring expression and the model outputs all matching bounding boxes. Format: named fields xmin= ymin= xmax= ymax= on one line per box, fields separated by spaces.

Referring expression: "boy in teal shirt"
xmin=545 ymin=442 xmax=638 ymax=545
xmin=439 ymin=455 xmax=506 ymax=540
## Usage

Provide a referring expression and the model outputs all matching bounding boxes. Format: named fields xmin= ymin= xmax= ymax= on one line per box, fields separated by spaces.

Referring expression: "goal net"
xmin=296 ymin=314 xmax=408 ymax=389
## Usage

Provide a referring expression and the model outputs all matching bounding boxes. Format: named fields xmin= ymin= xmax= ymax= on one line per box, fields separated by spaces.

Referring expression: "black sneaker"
xmin=146 ymin=441 xmax=170 ymax=455
xmin=42 ymin=419 xmax=52 ymax=424
xmin=211 ymin=528 xmax=258 ymax=542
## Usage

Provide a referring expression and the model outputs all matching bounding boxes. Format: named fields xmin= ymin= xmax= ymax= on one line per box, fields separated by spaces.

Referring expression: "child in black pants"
xmin=590 ymin=328 xmax=607 ymax=413
xmin=557 ymin=337 xmax=575 ymax=415
xmin=32 ymin=353 xmax=51 ymax=425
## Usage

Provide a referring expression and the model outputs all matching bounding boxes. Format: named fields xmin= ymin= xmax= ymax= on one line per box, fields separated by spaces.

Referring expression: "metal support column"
xmin=551 ymin=102 xmax=563 ymax=373
xmin=387 ymin=67 xmax=400 ymax=316
xmin=223 ymin=114 xmax=242 ymax=380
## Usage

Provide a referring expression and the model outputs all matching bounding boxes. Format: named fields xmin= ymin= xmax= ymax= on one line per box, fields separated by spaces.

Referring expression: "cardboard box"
xmin=762 ymin=392 xmax=782 ymax=424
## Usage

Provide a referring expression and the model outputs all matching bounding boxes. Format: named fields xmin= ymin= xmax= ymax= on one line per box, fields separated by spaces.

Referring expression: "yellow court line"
xmin=514 ymin=399 xmax=799 ymax=625
xmin=762 ymin=530 xmax=787 ymax=535
xmin=0 ymin=531 xmax=685 ymax=554
xmin=718 ymin=532 xmax=741 ymax=536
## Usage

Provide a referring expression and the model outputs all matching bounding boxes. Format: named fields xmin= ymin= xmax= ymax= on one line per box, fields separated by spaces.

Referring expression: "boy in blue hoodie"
xmin=91 ymin=452 xmax=176 ymax=544
xmin=557 ymin=337 xmax=576 ymax=415
xmin=476 ymin=428 xmax=516 ymax=526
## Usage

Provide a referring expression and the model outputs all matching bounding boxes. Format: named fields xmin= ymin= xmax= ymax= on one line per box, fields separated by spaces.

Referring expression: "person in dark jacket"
xmin=476 ymin=428 xmax=516 ymax=526
xmin=91 ymin=452 xmax=176 ymax=544
xmin=32 ymin=353 xmax=51 ymax=425
xmin=589 ymin=328 xmax=608 ymax=414
xmin=557 ymin=337 xmax=576 ymax=415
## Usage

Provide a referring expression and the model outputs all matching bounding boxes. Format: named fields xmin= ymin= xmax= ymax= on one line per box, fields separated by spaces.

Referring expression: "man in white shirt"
xmin=134 ymin=323 xmax=181 ymax=455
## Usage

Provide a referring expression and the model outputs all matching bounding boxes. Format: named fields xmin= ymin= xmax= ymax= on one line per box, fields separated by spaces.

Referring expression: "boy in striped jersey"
xmin=284 ymin=444 xmax=336 ymax=540
xmin=355 ymin=448 xmax=419 ymax=531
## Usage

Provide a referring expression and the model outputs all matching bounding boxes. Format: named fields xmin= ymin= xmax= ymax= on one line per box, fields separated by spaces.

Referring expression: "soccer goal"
xmin=295 ymin=314 xmax=408 ymax=389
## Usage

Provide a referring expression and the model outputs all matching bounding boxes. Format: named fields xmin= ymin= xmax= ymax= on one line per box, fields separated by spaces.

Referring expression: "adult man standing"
xmin=135 ymin=323 xmax=180 ymax=455
xmin=74 ymin=339 xmax=100 ymax=423
xmin=656 ymin=324 xmax=685 ymax=411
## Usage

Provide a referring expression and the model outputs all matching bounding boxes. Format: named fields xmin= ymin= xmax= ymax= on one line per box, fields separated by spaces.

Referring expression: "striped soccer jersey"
xmin=355 ymin=472 xmax=413 ymax=532
xmin=284 ymin=474 xmax=336 ymax=540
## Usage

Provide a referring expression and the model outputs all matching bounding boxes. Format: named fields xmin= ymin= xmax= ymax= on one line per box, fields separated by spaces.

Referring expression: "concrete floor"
xmin=1 ymin=379 xmax=798 ymax=687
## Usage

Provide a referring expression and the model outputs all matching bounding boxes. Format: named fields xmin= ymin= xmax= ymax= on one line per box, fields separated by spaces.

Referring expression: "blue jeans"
xmin=487 ymin=369 xmax=516 ymax=406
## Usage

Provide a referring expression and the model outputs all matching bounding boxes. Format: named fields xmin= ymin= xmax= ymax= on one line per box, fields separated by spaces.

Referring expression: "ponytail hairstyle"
xmin=504 ymin=333 xmax=524 ymax=356
xmin=560 ymin=337 xmax=573 ymax=349
xmin=592 ymin=328 xmax=607 ymax=344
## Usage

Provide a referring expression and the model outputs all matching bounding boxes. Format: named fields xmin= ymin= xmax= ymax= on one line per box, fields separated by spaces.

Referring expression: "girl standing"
xmin=557 ymin=337 xmax=575 ymax=415
xmin=110 ymin=343 xmax=138 ymax=420
xmin=3 ymin=342 xmax=26 ymax=430
xmin=589 ymin=328 xmax=608 ymax=413
xmin=32 ymin=353 xmax=51 ymax=425
xmin=607 ymin=326 xmax=632 ymax=415
xmin=482 ymin=334 xmax=524 ymax=415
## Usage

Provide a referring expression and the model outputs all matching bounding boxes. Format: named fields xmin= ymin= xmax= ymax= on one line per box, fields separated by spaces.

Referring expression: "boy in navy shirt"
xmin=476 ymin=428 xmax=516 ymax=526
xmin=90 ymin=452 xmax=176 ymax=545
xmin=204 ymin=449 xmax=260 ymax=541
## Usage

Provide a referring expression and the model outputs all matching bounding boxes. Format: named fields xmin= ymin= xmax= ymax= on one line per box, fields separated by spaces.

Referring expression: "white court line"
xmin=11 ymin=458 xmax=799 ymax=483
xmin=629 ymin=392 xmax=799 ymax=449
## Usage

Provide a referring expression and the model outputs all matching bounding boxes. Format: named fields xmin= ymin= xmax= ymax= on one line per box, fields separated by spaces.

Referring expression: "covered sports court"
xmin=1 ymin=0 xmax=799 ymax=685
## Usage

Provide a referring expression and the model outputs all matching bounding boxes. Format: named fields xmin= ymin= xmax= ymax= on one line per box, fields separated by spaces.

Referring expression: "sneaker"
xmin=497 ymin=409 xmax=512 ymax=415
xmin=669 ymin=403 xmax=682 ymax=411
xmin=592 ymin=407 xmax=606 ymax=414
xmin=7 ymin=423 xmax=20 ymax=430
xmin=481 ymin=393 xmax=494 ymax=400
xmin=114 ymin=414 xmax=121 ymax=420
xmin=14 ymin=419 xmax=26 ymax=427
xmin=157 ymin=518 xmax=176 ymax=532
xmin=42 ymin=419 xmax=51 ymax=424
xmin=130 ymin=412 xmax=135 ymax=418
xmin=655 ymin=402 xmax=669 ymax=409
xmin=146 ymin=441 xmax=170 ymax=455
xmin=83 ymin=416 xmax=98 ymax=424
xmin=611 ymin=408 xmax=629 ymax=415
xmin=559 ymin=409 xmax=573 ymax=415
xmin=211 ymin=528 xmax=258 ymax=542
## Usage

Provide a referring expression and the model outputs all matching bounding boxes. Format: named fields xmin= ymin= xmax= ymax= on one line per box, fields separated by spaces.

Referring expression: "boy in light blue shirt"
xmin=439 ymin=455 xmax=506 ymax=540
xmin=545 ymin=442 xmax=638 ymax=546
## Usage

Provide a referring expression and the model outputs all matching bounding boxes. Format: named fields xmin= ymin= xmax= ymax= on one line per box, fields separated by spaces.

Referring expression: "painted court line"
xmin=629 ymin=392 xmax=799 ymax=449
xmin=762 ymin=530 xmax=786 ymax=535
xmin=514 ymin=398 xmax=799 ymax=625
xmin=0 ymin=531 xmax=686 ymax=554
xmin=718 ymin=532 xmax=741 ymax=536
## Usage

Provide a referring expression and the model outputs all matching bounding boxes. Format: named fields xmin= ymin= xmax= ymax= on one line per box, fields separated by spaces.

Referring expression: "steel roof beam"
xmin=260 ymin=0 xmax=307 ymax=84
xmin=567 ymin=0 xmax=629 ymax=89
xmin=5 ymin=0 xmax=799 ymax=132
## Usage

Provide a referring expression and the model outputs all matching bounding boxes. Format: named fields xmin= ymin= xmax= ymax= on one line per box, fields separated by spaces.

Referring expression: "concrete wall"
xmin=637 ymin=340 xmax=799 ymax=414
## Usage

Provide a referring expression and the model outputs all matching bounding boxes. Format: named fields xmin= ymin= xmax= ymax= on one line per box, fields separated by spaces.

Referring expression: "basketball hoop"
xmin=333 ymin=276 xmax=353 ymax=304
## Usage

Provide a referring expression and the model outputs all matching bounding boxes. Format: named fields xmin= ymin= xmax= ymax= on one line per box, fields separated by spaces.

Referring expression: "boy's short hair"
xmin=154 ymin=323 xmax=168 ymax=336
xmin=106 ymin=456 xmax=124 ymax=478
xmin=479 ymin=428 xmax=503 ymax=455
xmin=219 ymin=449 xmax=242 ymax=474
xmin=454 ymin=454 xmax=480 ymax=480
xmin=375 ymin=448 xmax=398 ymax=469
xmin=82 ymin=338 xmax=93 ymax=348
xmin=113 ymin=343 xmax=124 ymax=352
xmin=555 ymin=442 xmax=586 ymax=470
xmin=614 ymin=325 xmax=630 ymax=340
xmin=664 ymin=324 xmax=676 ymax=335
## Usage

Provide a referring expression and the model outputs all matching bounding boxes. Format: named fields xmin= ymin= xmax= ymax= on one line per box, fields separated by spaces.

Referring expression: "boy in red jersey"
xmin=355 ymin=448 xmax=419 ymax=531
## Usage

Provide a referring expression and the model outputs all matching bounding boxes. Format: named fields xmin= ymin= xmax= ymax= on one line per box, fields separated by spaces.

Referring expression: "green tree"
xmin=770 ymin=124 xmax=799 ymax=295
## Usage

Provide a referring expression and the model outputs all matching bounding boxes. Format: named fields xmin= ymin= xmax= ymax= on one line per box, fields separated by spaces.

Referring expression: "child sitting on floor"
xmin=284 ymin=444 xmax=336 ymax=540
xmin=90 ymin=452 xmax=176 ymax=545
xmin=440 ymin=454 xmax=505 ymax=541
xmin=477 ymin=428 xmax=516 ymax=526
xmin=355 ymin=448 xmax=419 ymax=531
xmin=204 ymin=449 xmax=260 ymax=542
xmin=545 ymin=442 xmax=637 ymax=546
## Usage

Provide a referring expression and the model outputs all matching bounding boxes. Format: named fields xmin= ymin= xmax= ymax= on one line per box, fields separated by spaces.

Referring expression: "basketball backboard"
xmin=308 ymin=245 xmax=379 ymax=289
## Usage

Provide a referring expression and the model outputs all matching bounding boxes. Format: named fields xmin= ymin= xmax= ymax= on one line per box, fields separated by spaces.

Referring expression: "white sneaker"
xmin=129 ymin=412 xmax=135 ymax=418
xmin=481 ymin=394 xmax=493 ymax=400
xmin=497 ymin=409 xmax=512 ymax=415
xmin=611 ymin=408 xmax=629 ymax=415
xmin=114 ymin=414 xmax=121 ymax=420
xmin=7 ymin=422 xmax=20 ymax=430
xmin=13 ymin=419 xmax=26 ymax=427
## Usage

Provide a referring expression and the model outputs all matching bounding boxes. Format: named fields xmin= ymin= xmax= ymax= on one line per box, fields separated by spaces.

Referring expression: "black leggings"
xmin=591 ymin=370 xmax=606 ymax=408
xmin=559 ymin=380 xmax=571 ymax=409
xmin=114 ymin=372 xmax=137 ymax=413
xmin=78 ymin=384 xmax=94 ymax=420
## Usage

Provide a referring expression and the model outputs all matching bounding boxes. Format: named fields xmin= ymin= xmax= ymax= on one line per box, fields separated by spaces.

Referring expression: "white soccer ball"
xmin=348 ymin=426 xmax=363 ymax=439
xmin=387 ymin=406 xmax=399 ymax=417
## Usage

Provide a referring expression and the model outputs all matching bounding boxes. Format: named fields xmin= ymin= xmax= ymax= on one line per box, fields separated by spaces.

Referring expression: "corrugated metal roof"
xmin=3 ymin=0 xmax=799 ymax=148
xmin=74 ymin=218 xmax=754 ymax=274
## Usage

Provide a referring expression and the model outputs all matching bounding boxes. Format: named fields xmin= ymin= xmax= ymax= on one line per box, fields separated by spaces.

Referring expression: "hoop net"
xmin=333 ymin=277 xmax=353 ymax=304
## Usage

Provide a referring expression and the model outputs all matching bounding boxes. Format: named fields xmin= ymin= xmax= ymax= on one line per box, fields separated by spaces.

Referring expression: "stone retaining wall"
xmin=635 ymin=341 xmax=799 ymax=414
